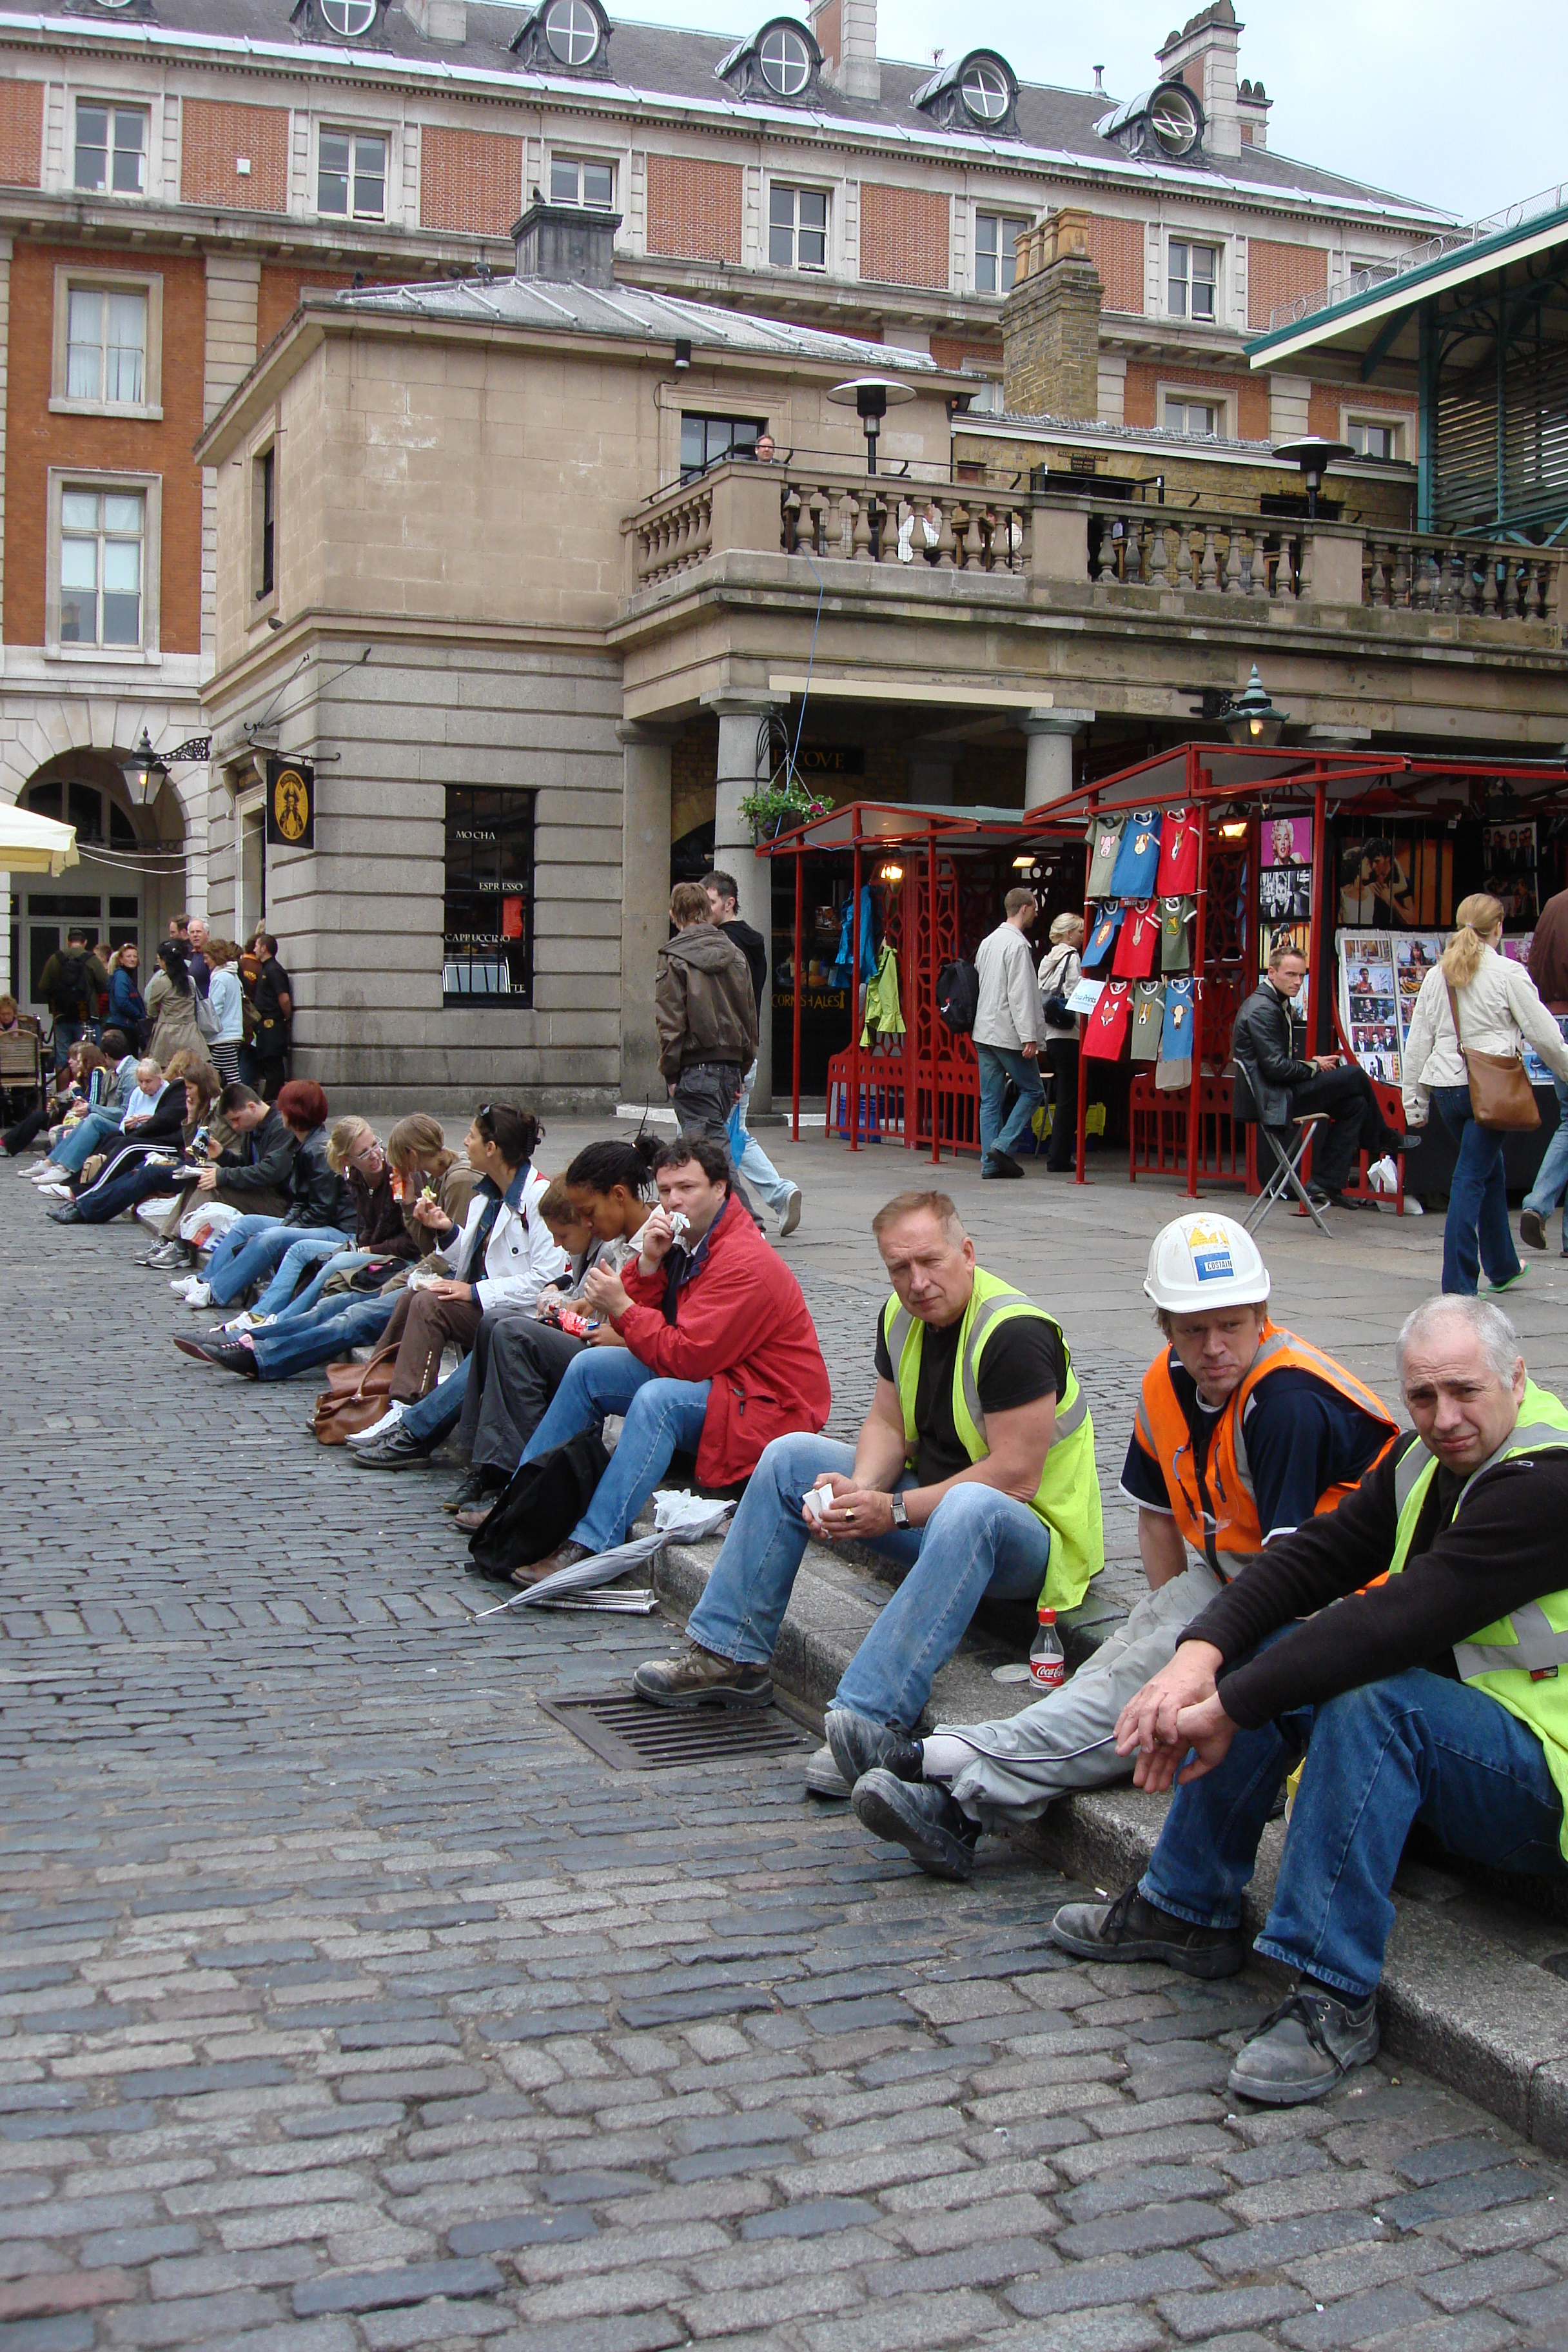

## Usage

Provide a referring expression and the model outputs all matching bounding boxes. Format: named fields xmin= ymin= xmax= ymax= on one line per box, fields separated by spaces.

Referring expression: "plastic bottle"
xmin=1029 ymin=1606 xmax=1064 ymax=1692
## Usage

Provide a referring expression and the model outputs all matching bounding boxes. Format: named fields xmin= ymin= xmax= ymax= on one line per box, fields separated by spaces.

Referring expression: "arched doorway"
xmin=11 ymin=748 xmax=187 ymax=1019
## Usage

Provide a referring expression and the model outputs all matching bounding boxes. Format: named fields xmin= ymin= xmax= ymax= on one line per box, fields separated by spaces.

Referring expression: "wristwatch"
xmin=888 ymin=1493 xmax=909 ymax=1529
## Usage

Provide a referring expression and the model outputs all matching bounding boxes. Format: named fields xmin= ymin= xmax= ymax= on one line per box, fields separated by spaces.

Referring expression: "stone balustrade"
xmin=780 ymin=476 xmax=1033 ymax=573
xmin=1084 ymin=505 xmax=1314 ymax=599
xmin=1361 ymin=529 xmax=1562 ymax=623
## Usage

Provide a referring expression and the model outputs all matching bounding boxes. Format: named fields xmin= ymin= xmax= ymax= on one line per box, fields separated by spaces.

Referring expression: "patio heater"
xmin=828 ymin=375 xmax=917 ymax=476
xmin=1271 ymin=435 xmax=1354 ymax=521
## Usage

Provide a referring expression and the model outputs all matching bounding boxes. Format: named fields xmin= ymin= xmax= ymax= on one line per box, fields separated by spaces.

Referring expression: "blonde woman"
xmin=1037 ymin=912 xmax=1085 ymax=1173
xmin=1402 ymin=893 xmax=1568 ymax=1295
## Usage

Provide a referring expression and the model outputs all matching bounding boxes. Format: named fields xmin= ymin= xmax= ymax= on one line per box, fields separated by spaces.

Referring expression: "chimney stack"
xmin=1155 ymin=1 xmax=1242 ymax=157
xmin=512 ymin=198 xmax=620 ymax=287
xmin=1002 ymin=208 xmax=1103 ymax=422
xmin=810 ymin=0 xmax=879 ymax=101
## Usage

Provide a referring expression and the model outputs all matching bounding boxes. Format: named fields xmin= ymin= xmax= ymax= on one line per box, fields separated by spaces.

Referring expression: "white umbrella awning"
xmin=0 ymin=806 xmax=79 ymax=876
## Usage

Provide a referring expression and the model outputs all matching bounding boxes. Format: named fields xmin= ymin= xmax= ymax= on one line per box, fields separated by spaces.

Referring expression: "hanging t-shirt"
xmin=872 ymin=1312 xmax=1067 ymax=1489
xmin=1112 ymin=901 xmax=1161 ymax=979
xmin=1084 ymin=977 xmax=1133 ymax=1061
xmin=1157 ymin=807 xmax=1200 ymax=894
xmin=1086 ymin=814 xmax=1127 ymax=899
xmin=1083 ymin=902 xmax=1124 ymax=974
xmin=1160 ymin=897 xmax=1195 ymax=974
xmin=1110 ymin=809 xmax=1162 ymax=897
xmin=1130 ymin=980 xmax=1166 ymax=1061
xmin=1161 ymin=975 xmax=1196 ymax=1061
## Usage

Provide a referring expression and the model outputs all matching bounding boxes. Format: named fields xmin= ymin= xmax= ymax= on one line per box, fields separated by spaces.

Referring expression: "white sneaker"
xmin=182 ymin=1278 xmax=213 ymax=1308
xmin=346 ymin=1401 xmax=405 ymax=1448
xmin=223 ymin=1309 xmax=273 ymax=1334
xmin=37 ymin=1181 xmax=72 ymax=1199
xmin=28 ymin=1162 xmax=61 ymax=1181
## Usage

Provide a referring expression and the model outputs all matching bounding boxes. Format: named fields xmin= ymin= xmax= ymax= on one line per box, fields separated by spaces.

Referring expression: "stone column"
xmin=709 ymin=695 xmax=784 ymax=1112
xmin=617 ymin=721 xmax=672 ymax=1112
xmin=1023 ymin=709 xmax=1094 ymax=808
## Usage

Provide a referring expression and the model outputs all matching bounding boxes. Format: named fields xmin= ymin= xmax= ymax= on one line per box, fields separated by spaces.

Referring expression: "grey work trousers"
xmin=455 ymin=1306 xmax=585 ymax=1473
xmin=933 ymin=1562 xmax=1224 ymax=1830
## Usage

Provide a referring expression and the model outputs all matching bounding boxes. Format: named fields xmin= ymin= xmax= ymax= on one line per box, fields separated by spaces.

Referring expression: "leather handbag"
xmin=310 ymin=1342 xmax=399 ymax=1445
xmin=1446 ymin=978 xmax=1540 ymax=1133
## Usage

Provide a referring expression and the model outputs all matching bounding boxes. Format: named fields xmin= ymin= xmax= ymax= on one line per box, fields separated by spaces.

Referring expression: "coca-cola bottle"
xmin=1029 ymin=1606 xmax=1064 ymax=1692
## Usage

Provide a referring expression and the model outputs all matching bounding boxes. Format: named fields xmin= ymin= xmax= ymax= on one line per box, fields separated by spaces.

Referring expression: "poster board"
xmin=1339 ymin=927 xmax=1553 ymax=1086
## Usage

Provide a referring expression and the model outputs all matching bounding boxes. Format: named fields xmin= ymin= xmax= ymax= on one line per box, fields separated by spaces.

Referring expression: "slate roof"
xmin=0 ymin=0 xmax=1450 ymax=224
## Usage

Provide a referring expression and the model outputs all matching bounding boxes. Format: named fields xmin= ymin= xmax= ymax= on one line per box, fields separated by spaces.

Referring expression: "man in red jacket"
xmin=510 ymin=1134 xmax=830 ymax=1583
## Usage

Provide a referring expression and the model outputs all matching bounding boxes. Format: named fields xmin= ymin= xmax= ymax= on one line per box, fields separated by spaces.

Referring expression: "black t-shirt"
xmin=253 ymin=961 xmax=292 ymax=1045
xmin=872 ymin=1308 xmax=1066 ymax=1488
xmin=720 ymin=919 xmax=768 ymax=1018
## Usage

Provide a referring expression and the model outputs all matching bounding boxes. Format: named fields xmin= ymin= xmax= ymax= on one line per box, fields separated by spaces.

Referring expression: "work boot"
xmin=446 ymin=1465 xmax=500 ymax=1514
xmin=1226 ymin=1981 xmax=1379 ymax=2105
xmin=1050 ymin=1882 xmax=1246 ymax=1979
xmin=804 ymin=1745 xmax=850 ymax=1799
xmin=633 ymin=1640 xmax=772 ymax=1709
xmin=825 ymin=1705 xmax=924 ymax=1787
xmin=515 ymin=1539 xmax=593 ymax=1587
xmin=352 ymin=1426 xmax=435 ymax=1470
xmin=853 ymin=1771 xmax=980 ymax=1883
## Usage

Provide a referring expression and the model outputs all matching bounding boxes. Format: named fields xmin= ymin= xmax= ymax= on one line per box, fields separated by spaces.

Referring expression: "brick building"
xmin=0 ymin=0 xmax=1453 ymax=1030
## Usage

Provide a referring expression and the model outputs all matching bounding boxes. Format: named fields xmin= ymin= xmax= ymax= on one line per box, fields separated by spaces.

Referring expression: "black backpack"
xmin=49 ymin=948 xmax=93 ymax=1020
xmin=936 ymin=959 xmax=980 ymax=1035
xmin=468 ymin=1428 xmax=611 ymax=1582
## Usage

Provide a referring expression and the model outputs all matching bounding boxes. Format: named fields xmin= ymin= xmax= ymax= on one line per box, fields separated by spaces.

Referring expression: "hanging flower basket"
xmin=741 ymin=781 xmax=831 ymax=841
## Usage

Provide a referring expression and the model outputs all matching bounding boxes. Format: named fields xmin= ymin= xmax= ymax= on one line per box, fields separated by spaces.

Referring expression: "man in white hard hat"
xmin=846 ymin=1211 xmax=1398 ymax=1882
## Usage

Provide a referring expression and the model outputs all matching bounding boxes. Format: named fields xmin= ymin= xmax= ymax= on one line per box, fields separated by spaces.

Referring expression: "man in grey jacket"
xmin=655 ymin=883 xmax=760 ymax=1208
xmin=974 ymin=888 xmax=1046 ymax=1179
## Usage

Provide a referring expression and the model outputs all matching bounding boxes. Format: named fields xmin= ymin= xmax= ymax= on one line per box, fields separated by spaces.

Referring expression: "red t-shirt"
xmin=1157 ymin=807 xmax=1200 ymax=894
xmin=1083 ymin=979 xmax=1133 ymax=1061
xmin=1112 ymin=901 xmax=1161 ymax=979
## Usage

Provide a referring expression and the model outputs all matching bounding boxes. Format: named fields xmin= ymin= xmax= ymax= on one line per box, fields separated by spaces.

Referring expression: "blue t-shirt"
xmin=1160 ymin=975 xmax=1195 ymax=1059
xmin=1110 ymin=808 xmax=1162 ymax=897
xmin=1083 ymin=903 xmax=1124 ymax=974
xmin=1121 ymin=1356 xmax=1389 ymax=1552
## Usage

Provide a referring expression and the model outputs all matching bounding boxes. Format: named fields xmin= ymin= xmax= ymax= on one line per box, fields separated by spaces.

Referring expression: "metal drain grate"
xmin=538 ymin=1691 xmax=809 ymax=1772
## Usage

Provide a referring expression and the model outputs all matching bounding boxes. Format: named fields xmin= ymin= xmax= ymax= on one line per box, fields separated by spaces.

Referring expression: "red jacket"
xmin=612 ymin=1199 xmax=830 ymax=1485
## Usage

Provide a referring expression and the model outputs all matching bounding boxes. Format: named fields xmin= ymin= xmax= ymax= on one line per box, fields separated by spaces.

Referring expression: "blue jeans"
xmin=74 ymin=1159 xmax=181 ymax=1222
xmin=727 ymin=1063 xmax=796 ymax=1221
xmin=256 ymin=1241 xmax=369 ymax=1320
xmin=1142 ymin=1646 xmax=1567 ymax=2000
xmin=978 ymin=1043 xmax=1045 ymax=1168
xmin=206 ymin=1220 xmax=353 ymax=1309
xmin=400 ymin=1355 xmax=471 ymax=1447
xmin=1435 ymin=1084 xmax=1521 ymax=1293
xmin=1523 ymin=1016 xmax=1568 ymax=1247
xmin=687 ymin=1431 xmax=1052 ymax=1728
xmin=248 ymin=1293 xmax=397 ymax=1381
xmin=50 ymin=1108 xmax=124 ymax=1172
xmin=519 ymin=1351 xmax=710 ymax=1554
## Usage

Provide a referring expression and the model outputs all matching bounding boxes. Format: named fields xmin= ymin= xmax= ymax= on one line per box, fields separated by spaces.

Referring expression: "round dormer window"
xmin=320 ymin=0 xmax=376 ymax=32
xmin=544 ymin=0 xmax=600 ymax=65
xmin=759 ymin=23 xmax=811 ymax=96
xmin=1150 ymin=81 xmax=1203 ymax=157
xmin=959 ymin=57 xmax=1010 ymax=122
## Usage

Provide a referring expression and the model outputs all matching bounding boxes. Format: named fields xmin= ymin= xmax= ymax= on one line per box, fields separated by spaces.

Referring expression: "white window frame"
xmin=768 ymin=180 xmax=828 ymax=273
xmin=50 ymin=265 xmax=162 ymax=420
xmin=1159 ymin=386 xmax=1229 ymax=440
xmin=1341 ymin=409 xmax=1409 ymax=462
xmin=72 ymin=98 xmax=149 ymax=199
xmin=547 ymin=153 xmax=616 ymax=209
xmin=316 ymin=124 xmax=389 ymax=222
xmin=45 ymin=467 xmax=161 ymax=661
xmin=974 ymin=209 xmax=1029 ymax=297
xmin=1166 ymin=233 xmax=1222 ymax=324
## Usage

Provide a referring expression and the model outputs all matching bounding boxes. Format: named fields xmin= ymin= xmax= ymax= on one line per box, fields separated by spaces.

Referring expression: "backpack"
xmin=936 ymin=959 xmax=979 ymax=1035
xmin=468 ymin=1429 xmax=611 ymax=1581
xmin=48 ymin=948 xmax=93 ymax=1020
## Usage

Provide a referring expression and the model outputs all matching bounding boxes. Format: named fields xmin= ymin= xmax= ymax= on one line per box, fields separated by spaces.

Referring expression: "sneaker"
xmin=172 ymin=1334 xmax=259 ymax=1379
xmin=144 ymin=1242 xmax=190 ymax=1269
xmin=825 ymin=1705 xmax=925 ymax=1788
xmin=805 ymin=1745 xmax=850 ymax=1799
xmin=632 ymin=1640 xmax=772 ymax=1709
xmin=222 ymin=1310 xmax=273 ymax=1335
xmin=345 ymin=1402 xmax=405 ymax=1448
xmin=37 ymin=1181 xmax=72 ymax=1199
xmin=182 ymin=1278 xmax=213 ymax=1309
xmin=778 ymin=1187 xmax=803 ymax=1239
xmin=1226 ymin=1981 xmax=1379 ymax=2106
xmin=852 ymin=1771 xmax=981 ymax=1883
xmin=1049 ymin=1882 xmax=1246 ymax=1980
xmin=1522 ymin=1208 xmax=1549 ymax=1251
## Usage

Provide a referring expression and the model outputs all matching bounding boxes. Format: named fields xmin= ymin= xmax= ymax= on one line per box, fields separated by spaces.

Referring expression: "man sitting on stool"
xmin=1050 ymin=1295 xmax=1568 ymax=2106
xmin=633 ymin=1190 xmax=1104 ymax=1800
xmin=1232 ymin=938 xmax=1407 ymax=1210
xmin=847 ymin=1211 xmax=1397 ymax=1879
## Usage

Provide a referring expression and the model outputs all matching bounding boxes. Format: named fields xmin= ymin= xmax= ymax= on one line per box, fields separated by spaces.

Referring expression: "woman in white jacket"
xmin=1402 ymin=893 xmax=1568 ymax=1295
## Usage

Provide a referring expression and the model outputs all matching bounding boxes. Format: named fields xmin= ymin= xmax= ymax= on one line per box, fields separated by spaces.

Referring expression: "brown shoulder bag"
xmin=1446 ymin=977 xmax=1540 ymax=1133
xmin=310 ymin=1342 xmax=400 ymax=1445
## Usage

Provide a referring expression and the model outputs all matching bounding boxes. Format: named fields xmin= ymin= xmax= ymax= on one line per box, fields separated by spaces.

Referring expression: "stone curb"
xmin=655 ymin=1534 xmax=1568 ymax=2161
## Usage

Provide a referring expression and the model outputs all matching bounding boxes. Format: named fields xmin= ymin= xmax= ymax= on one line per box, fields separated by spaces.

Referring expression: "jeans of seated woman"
xmin=255 ymin=1243 xmax=373 ymax=1322
xmin=50 ymin=1107 xmax=124 ymax=1173
xmin=1434 ymin=1083 xmax=1521 ymax=1294
xmin=205 ymin=1219 xmax=353 ymax=1309
xmin=246 ymin=1291 xmax=397 ymax=1380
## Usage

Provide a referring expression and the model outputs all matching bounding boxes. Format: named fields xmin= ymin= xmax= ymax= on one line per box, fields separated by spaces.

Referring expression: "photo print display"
xmin=1483 ymin=821 xmax=1538 ymax=923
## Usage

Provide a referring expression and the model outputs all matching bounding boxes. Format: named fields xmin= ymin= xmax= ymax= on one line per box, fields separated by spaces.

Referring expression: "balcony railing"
xmin=623 ymin=462 xmax=1565 ymax=635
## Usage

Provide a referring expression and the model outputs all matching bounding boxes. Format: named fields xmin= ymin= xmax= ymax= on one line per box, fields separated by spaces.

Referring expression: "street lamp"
xmin=1272 ymin=435 xmax=1354 ymax=522
xmin=827 ymin=375 xmax=917 ymax=477
xmin=120 ymin=729 xmax=170 ymax=808
xmin=1224 ymin=665 xmax=1288 ymax=747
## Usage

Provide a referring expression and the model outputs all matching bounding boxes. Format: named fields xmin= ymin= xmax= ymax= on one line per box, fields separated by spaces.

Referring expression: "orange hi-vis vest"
xmin=1132 ymin=1320 xmax=1398 ymax=1580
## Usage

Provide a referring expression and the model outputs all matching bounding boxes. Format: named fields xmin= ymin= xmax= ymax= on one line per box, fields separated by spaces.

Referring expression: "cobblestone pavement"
xmin=7 ymin=1143 xmax=1568 ymax=2351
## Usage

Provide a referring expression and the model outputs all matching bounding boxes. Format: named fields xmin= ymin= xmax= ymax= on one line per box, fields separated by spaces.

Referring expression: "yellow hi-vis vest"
xmin=881 ymin=1264 xmax=1104 ymax=1611
xmin=1388 ymin=1377 xmax=1568 ymax=1855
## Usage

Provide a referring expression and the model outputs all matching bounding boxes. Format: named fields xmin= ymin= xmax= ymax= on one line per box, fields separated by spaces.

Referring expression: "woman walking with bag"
xmin=1402 ymin=892 xmax=1568 ymax=1294
xmin=1037 ymin=914 xmax=1084 ymax=1173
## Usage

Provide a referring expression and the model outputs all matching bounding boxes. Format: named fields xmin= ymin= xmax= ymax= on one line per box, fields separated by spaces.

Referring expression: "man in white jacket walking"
xmin=974 ymin=888 xmax=1046 ymax=1179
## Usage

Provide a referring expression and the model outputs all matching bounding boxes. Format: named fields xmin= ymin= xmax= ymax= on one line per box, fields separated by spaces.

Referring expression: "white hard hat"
xmin=1143 ymin=1213 xmax=1271 ymax=1313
